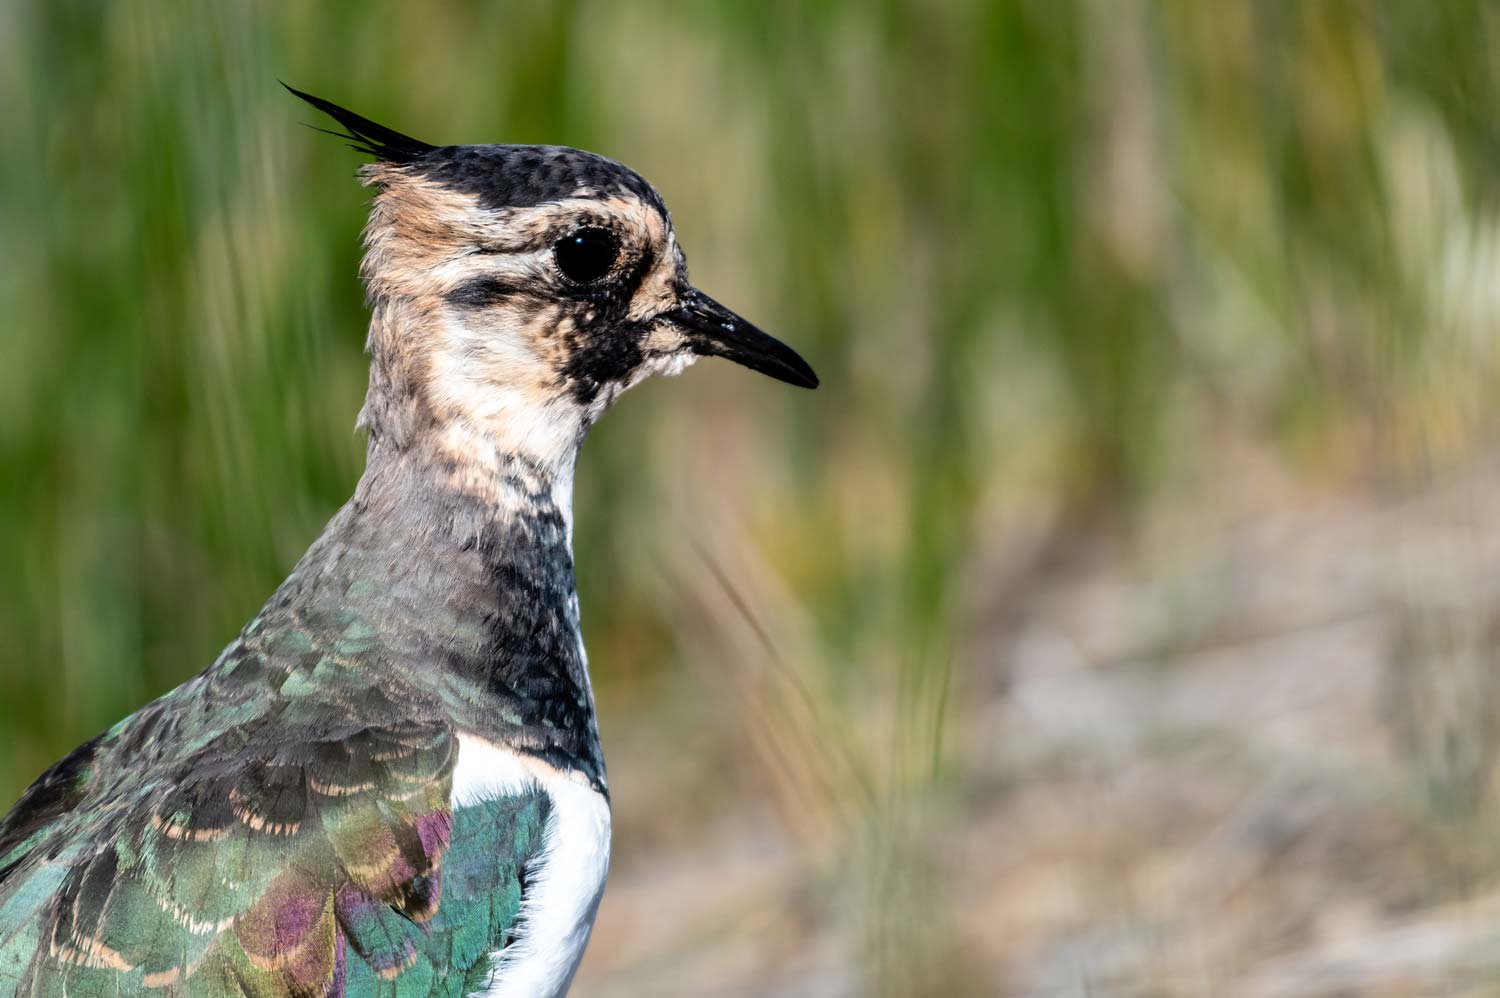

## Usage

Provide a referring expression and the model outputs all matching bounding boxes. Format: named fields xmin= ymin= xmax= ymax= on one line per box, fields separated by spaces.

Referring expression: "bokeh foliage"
xmin=3 ymin=1 xmax=1500 ymax=993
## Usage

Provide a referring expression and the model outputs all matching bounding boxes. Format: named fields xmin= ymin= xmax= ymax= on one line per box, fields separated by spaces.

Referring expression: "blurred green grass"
xmin=4 ymin=1 xmax=1500 ymax=993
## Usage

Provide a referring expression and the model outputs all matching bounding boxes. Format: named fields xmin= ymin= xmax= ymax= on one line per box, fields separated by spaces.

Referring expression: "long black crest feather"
xmin=282 ymin=83 xmax=437 ymax=164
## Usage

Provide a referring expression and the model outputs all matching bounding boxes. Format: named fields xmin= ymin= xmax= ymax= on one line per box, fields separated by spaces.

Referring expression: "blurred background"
xmin=4 ymin=1 xmax=1500 ymax=994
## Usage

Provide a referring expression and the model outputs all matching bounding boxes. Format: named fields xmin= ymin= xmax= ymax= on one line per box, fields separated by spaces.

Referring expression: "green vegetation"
xmin=4 ymin=2 xmax=1500 ymax=992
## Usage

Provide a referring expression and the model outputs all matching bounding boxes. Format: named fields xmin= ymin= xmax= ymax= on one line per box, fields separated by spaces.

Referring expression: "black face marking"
xmin=549 ymin=238 xmax=661 ymax=404
xmin=558 ymin=322 xmax=649 ymax=405
xmin=445 ymin=275 xmax=533 ymax=310
xmin=415 ymin=144 xmax=666 ymax=215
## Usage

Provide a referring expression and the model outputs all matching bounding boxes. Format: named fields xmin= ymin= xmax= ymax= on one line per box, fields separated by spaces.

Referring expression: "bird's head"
xmin=288 ymin=87 xmax=816 ymax=476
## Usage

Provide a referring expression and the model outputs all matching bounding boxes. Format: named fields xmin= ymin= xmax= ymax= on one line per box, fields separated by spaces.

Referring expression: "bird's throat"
xmin=361 ymin=297 xmax=595 ymax=486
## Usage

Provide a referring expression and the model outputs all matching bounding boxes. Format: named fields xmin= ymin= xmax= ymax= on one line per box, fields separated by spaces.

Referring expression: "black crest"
xmin=283 ymin=84 xmax=436 ymax=164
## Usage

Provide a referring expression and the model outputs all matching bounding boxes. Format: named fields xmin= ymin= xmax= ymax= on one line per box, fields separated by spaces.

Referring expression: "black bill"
xmin=661 ymin=289 xmax=819 ymax=389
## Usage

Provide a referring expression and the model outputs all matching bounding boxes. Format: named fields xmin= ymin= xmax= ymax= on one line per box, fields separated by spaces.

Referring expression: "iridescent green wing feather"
xmin=0 ymin=610 xmax=552 ymax=998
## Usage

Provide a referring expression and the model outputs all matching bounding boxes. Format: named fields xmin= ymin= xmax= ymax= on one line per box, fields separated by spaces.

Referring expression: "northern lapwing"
xmin=0 ymin=87 xmax=817 ymax=998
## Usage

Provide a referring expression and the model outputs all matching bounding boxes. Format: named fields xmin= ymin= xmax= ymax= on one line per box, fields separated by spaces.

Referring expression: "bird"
xmin=0 ymin=86 xmax=817 ymax=998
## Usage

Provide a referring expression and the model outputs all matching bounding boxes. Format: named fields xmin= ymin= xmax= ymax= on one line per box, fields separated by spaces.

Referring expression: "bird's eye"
xmin=553 ymin=228 xmax=619 ymax=284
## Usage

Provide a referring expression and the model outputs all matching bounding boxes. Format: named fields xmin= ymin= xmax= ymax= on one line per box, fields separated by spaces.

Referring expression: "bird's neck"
xmin=290 ymin=425 xmax=605 ymax=790
xmin=357 ymin=295 xmax=595 ymax=484
xmin=364 ymin=415 xmax=581 ymax=543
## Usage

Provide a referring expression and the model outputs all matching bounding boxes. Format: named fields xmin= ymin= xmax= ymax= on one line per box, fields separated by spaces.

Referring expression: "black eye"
xmin=553 ymin=227 xmax=619 ymax=284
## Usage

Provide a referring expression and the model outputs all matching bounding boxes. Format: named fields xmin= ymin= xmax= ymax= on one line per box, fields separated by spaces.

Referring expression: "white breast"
xmin=452 ymin=733 xmax=612 ymax=998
